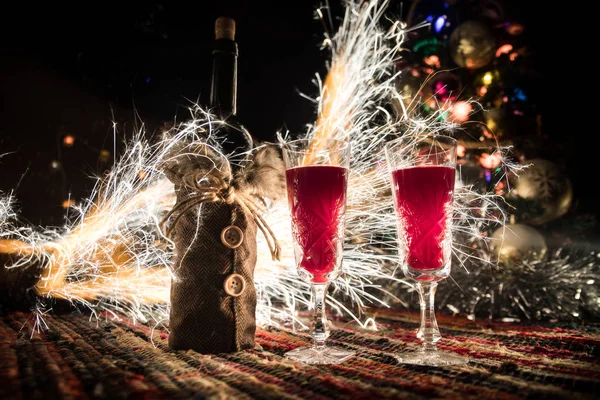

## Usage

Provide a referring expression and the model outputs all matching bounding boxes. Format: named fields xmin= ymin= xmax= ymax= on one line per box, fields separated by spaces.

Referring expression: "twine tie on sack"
xmin=161 ymin=169 xmax=281 ymax=261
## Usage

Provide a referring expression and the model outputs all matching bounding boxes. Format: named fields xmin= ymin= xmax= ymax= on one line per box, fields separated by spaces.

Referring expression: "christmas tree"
xmin=389 ymin=0 xmax=599 ymax=322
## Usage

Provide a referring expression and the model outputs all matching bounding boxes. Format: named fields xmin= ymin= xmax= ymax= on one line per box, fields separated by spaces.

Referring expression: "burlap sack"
xmin=162 ymin=143 xmax=284 ymax=354
xmin=167 ymin=196 xmax=257 ymax=353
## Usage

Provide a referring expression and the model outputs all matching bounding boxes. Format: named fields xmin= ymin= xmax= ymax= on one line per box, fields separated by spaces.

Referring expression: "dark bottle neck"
xmin=210 ymin=38 xmax=238 ymax=117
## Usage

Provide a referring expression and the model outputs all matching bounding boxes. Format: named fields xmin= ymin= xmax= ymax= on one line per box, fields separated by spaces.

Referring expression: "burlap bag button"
xmin=221 ymin=225 xmax=244 ymax=249
xmin=224 ymin=273 xmax=246 ymax=297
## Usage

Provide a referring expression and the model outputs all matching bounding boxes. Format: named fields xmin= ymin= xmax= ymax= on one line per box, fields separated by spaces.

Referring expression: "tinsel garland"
xmin=388 ymin=244 xmax=600 ymax=322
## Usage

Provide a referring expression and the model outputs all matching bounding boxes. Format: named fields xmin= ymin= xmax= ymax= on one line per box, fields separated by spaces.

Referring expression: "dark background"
xmin=0 ymin=1 xmax=573 ymax=227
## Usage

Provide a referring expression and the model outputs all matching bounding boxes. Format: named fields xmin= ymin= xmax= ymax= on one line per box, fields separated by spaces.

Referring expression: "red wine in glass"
xmin=282 ymin=137 xmax=354 ymax=365
xmin=391 ymin=165 xmax=455 ymax=274
xmin=385 ymin=133 xmax=468 ymax=366
xmin=286 ymin=165 xmax=348 ymax=284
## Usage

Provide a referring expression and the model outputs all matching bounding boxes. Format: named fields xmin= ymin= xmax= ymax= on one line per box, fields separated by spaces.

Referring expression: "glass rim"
xmin=384 ymin=133 xmax=457 ymax=152
xmin=280 ymin=137 xmax=351 ymax=154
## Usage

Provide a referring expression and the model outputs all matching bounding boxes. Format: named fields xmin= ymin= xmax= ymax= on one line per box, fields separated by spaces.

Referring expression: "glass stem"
xmin=311 ymin=284 xmax=329 ymax=348
xmin=416 ymin=281 xmax=441 ymax=352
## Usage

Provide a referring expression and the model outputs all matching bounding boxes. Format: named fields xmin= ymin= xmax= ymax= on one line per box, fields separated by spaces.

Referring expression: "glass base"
xmin=284 ymin=345 xmax=355 ymax=365
xmin=395 ymin=348 xmax=468 ymax=366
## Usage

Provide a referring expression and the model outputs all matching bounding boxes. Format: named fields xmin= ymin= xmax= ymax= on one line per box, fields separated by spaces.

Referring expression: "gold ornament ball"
xmin=449 ymin=20 xmax=496 ymax=70
xmin=490 ymin=223 xmax=547 ymax=264
xmin=511 ymin=159 xmax=573 ymax=225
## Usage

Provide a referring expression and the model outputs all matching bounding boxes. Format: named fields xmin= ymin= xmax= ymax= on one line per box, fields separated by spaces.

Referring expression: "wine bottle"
xmin=210 ymin=16 xmax=253 ymax=172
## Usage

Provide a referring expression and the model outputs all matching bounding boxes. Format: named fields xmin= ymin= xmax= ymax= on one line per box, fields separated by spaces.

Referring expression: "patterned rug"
xmin=1 ymin=309 xmax=598 ymax=399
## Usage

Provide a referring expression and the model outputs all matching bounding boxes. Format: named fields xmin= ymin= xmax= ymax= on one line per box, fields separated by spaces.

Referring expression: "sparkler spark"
xmin=0 ymin=0 xmax=514 ymax=330
xmin=0 ymin=192 xmax=17 ymax=229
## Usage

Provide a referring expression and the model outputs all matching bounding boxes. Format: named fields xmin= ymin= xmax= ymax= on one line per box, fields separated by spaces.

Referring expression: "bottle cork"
xmin=215 ymin=17 xmax=235 ymax=41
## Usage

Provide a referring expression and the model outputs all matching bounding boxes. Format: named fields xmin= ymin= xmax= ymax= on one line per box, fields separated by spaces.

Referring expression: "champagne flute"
xmin=384 ymin=134 xmax=468 ymax=366
xmin=281 ymin=137 xmax=355 ymax=365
